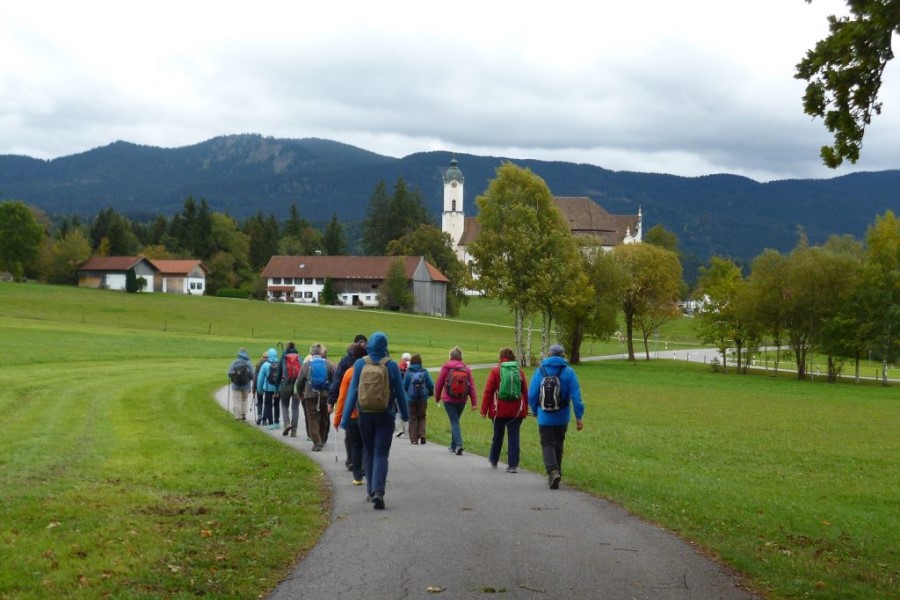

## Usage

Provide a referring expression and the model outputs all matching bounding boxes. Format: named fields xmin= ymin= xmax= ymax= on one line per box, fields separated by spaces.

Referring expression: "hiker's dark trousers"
xmin=490 ymin=417 xmax=523 ymax=468
xmin=538 ymin=424 xmax=568 ymax=474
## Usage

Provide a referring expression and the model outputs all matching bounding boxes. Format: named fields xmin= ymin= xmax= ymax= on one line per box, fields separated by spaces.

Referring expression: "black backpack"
xmin=231 ymin=362 xmax=252 ymax=386
xmin=538 ymin=365 xmax=568 ymax=412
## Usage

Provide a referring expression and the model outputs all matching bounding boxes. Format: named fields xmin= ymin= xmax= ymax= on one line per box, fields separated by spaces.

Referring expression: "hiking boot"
xmin=506 ymin=466 xmax=517 ymax=473
xmin=282 ymin=425 xmax=291 ymax=436
xmin=549 ymin=470 xmax=561 ymax=489
xmin=372 ymin=492 xmax=385 ymax=510
xmin=490 ymin=461 xmax=498 ymax=469
xmin=456 ymin=447 xmax=464 ymax=456
xmin=352 ymin=479 xmax=364 ymax=486
xmin=289 ymin=428 xmax=297 ymax=438
xmin=312 ymin=445 xmax=322 ymax=452
xmin=395 ymin=430 xmax=405 ymax=438
xmin=419 ymin=436 xmax=426 ymax=445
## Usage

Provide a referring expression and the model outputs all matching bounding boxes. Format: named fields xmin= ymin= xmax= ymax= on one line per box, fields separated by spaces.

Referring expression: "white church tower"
xmin=441 ymin=157 xmax=465 ymax=257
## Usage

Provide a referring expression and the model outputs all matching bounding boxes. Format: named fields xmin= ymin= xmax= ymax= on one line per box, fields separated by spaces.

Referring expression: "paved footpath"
xmin=215 ymin=386 xmax=758 ymax=600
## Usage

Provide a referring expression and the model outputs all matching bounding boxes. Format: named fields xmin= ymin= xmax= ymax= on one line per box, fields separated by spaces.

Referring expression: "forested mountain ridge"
xmin=2 ymin=134 xmax=897 ymax=271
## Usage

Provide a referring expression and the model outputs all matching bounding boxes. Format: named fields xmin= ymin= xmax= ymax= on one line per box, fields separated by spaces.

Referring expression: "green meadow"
xmin=0 ymin=283 xmax=897 ymax=599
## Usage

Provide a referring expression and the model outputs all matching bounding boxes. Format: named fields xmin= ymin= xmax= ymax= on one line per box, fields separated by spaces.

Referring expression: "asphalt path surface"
xmin=215 ymin=361 xmax=758 ymax=600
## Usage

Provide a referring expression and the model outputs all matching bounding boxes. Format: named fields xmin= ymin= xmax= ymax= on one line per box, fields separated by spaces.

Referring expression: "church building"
xmin=440 ymin=157 xmax=643 ymax=265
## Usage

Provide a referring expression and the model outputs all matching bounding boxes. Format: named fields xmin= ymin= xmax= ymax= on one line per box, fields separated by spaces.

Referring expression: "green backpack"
xmin=498 ymin=361 xmax=521 ymax=401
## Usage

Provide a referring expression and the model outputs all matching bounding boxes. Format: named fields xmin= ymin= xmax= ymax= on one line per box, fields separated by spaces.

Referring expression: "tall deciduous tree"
xmin=469 ymin=162 xmax=580 ymax=363
xmin=695 ymin=257 xmax=749 ymax=372
xmin=781 ymin=235 xmax=863 ymax=379
xmin=0 ymin=200 xmax=45 ymax=281
xmin=42 ymin=229 xmax=92 ymax=284
xmin=796 ymin=0 xmax=900 ymax=167
xmin=556 ymin=241 xmax=626 ymax=363
xmin=614 ymin=243 xmax=683 ymax=361
xmin=744 ymin=249 xmax=789 ymax=374
xmin=860 ymin=210 xmax=900 ymax=384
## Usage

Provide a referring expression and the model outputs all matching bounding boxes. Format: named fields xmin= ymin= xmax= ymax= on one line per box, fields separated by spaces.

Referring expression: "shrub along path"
xmin=216 ymin=387 xmax=758 ymax=600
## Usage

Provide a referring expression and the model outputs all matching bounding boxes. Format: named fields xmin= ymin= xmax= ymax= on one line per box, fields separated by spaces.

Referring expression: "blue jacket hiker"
xmin=256 ymin=348 xmax=279 ymax=429
xmin=402 ymin=355 xmax=435 ymax=445
xmin=226 ymin=348 xmax=254 ymax=420
xmin=341 ymin=332 xmax=409 ymax=510
xmin=527 ymin=344 xmax=585 ymax=489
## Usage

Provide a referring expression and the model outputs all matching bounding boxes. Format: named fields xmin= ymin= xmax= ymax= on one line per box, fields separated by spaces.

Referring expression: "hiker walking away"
xmin=332 ymin=342 xmax=368 ymax=485
xmin=481 ymin=347 xmax=528 ymax=472
xmin=253 ymin=350 xmax=268 ymax=425
xmin=527 ymin=344 xmax=584 ymax=489
xmin=227 ymin=348 xmax=255 ymax=420
xmin=395 ymin=352 xmax=412 ymax=438
xmin=256 ymin=348 xmax=279 ymax=429
xmin=296 ymin=343 xmax=336 ymax=451
xmin=278 ymin=342 xmax=303 ymax=437
xmin=328 ymin=334 xmax=368 ymax=469
xmin=402 ymin=353 xmax=434 ymax=445
xmin=435 ymin=346 xmax=477 ymax=456
xmin=341 ymin=331 xmax=409 ymax=510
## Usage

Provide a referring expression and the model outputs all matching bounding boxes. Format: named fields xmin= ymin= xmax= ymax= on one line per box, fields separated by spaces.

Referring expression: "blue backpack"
xmin=309 ymin=356 xmax=330 ymax=392
xmin=406 ymin=370 xmax=428 ymax=401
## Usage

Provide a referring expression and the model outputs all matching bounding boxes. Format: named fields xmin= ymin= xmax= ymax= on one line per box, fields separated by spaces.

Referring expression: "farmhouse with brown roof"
xmin=150 ymin=259 xmax=209 ymax=294
xmin=77 ymin=256 xmax=208 ymax=294
xmin=260 ymin=255 xmax=449 ymax=316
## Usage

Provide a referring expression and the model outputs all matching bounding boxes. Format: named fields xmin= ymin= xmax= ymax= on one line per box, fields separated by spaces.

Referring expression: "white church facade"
xmin=439 ymin=157 xmax=643 ymax=265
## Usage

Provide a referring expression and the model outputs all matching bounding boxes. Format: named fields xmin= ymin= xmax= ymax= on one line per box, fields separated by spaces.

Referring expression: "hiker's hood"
xmin=237 ymin=349 xmax=250 ymax=361
xmin=541 ymin=355 xmax=568 ymax=370
xmin=267 ymin=348 xmax=278 ymax=362
xmin=407 ymin=363 xmax=425 ymax=372
xmin=366 ymin=332 xmax=389 ymax=361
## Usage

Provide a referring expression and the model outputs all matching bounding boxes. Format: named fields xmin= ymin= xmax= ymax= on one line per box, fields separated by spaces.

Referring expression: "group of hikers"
xmin=227 ymin=332 xmax=585 ymax=510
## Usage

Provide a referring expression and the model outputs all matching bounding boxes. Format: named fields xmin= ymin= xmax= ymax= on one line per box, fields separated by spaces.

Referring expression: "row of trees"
xmin=0 ymin=176 xmax=468 ymax=314
xmin=694 ymin=211 xmax=899 ymax=384
xmin=0 ymin=197 xmax=348 ymax=295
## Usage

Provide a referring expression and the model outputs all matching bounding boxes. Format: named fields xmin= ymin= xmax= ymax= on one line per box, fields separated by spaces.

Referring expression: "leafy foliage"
xmin=0 ymin=200 xmax=44 ymax=280
xmin=796 ymin=0 xmax=900 ymax=167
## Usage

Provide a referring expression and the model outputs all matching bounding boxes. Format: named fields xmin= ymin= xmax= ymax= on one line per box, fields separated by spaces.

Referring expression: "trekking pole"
xmin=334 ymin=424 xmax=339 ymax=463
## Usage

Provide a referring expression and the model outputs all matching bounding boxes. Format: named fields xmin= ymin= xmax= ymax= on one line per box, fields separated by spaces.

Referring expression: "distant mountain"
xmin=2 ymin=133 xmax=898 ymax=279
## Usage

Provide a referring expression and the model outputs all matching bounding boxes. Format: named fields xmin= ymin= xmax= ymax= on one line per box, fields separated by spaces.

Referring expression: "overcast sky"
xmin=2 ymin=1 xmax=898 ymax=182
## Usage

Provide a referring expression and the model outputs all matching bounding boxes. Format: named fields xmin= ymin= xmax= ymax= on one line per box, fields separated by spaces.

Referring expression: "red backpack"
xmin=446 ymin=367 xmax=469 ymax=398
xmin=284 ymin=353 xmax=301 ymax=381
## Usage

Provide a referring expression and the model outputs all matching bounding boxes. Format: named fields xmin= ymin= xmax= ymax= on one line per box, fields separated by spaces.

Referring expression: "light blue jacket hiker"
xmin=340 ymin=332 xmax=409 ymax=428
xmin=527 ymin=355 xmax=584 ymax=427
xmin=256 ymin=348 xmax=279 ymax=393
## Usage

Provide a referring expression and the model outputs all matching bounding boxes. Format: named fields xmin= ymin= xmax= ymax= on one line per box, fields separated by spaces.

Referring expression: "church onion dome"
xmin=443 ymin=158 xmax=464 ymax=183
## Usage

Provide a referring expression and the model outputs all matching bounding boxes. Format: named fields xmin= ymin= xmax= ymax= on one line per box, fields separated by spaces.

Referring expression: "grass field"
xmin=1 ymin=283 xmax=897 ymax=599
